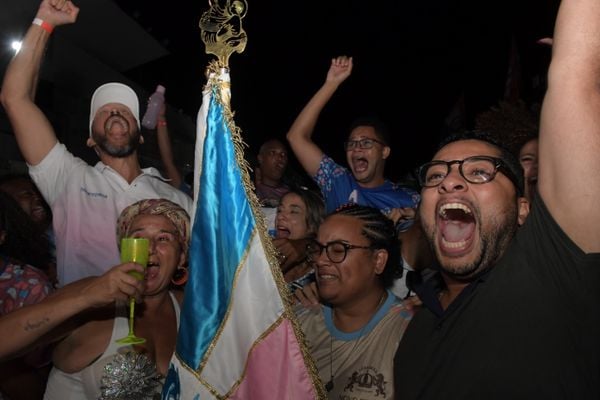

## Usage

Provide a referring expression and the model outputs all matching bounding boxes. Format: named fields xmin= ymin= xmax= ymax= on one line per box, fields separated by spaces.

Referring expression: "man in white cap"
xmin=0 ymin=0 xmax=192 ymax=286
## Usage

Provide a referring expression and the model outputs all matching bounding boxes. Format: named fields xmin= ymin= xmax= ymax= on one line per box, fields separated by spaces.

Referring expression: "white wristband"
xmin=32 ymin=18 xmax=54 ymax=34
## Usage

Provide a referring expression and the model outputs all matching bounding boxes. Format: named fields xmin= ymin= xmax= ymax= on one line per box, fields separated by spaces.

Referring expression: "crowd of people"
xmin=0 ymin=0 xmax=598 ymax=398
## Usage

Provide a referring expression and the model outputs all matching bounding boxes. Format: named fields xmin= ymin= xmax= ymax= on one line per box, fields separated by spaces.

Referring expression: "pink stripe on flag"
xmin=230 ymin=319 xmax=318 ymax=399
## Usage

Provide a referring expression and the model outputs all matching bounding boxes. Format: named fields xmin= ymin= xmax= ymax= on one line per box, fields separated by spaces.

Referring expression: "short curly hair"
xmin=347 ymin=115 xmax=391 ymax=146
xmin=436 ymin=130 xmax=525 ymax=196
xmin=474 ymin=100 xmax=540 ymax=156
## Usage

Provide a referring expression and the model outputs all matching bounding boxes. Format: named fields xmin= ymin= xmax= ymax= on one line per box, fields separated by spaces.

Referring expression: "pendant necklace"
xmin=325 ymin=290 xmax=387 ymax=392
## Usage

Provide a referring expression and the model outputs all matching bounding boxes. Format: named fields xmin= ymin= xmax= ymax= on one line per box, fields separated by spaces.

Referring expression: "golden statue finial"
xmin=199 ymin=0 xmax=248 ymax=68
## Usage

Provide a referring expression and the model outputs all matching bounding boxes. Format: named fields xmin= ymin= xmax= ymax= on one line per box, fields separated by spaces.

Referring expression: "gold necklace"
xmin=325 ymin=290 xmax=387 ymax=392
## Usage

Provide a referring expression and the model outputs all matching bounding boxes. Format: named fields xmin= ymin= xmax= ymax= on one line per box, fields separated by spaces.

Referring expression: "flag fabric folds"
xmin=162 ymin=62 xmax=325 ymax=400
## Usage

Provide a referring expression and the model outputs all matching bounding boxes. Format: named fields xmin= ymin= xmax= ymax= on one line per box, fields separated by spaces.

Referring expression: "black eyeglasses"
xmin=343 ymin=138 xmax=386 ymax=151
xmin=417 ymin=156 xmax=520 ymax=192
xmin=306 ymin=240 xmax=374 ymax=263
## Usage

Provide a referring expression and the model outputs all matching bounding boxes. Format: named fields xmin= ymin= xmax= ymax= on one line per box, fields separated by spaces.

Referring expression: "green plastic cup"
xmin=120 ymin=238 xmax=149 ymax=280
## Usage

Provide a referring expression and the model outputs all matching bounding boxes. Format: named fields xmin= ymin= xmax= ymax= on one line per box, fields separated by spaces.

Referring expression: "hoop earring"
xmin=171 ymin=266 xmax=188 ymax=286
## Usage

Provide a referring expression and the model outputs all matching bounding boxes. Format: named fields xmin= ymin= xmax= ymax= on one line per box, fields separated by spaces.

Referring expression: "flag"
xmin=162 ymin=62 xmax=326 ymax=400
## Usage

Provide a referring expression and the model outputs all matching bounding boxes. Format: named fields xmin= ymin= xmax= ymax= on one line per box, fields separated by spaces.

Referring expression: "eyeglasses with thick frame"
xmin=417 ymin=155 xmax=521 ymax=192
xmin=343 ymin=138 xmax=386 ymax=151
xmin=306 ymin=240 xmax=374 ymax=263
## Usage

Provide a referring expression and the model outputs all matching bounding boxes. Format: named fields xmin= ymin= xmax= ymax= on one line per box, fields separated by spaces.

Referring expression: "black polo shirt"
xmin=394 ymin=198 xmax=600 ymax=400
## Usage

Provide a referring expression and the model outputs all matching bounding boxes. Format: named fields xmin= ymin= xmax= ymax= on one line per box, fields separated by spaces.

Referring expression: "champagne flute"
xmin=116 ymin=237 xmax=149 ymax=345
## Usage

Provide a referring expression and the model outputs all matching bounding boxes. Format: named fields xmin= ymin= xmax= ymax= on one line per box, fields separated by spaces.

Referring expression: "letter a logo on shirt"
xmin=348 ymin=189 xmax=358 ymax=204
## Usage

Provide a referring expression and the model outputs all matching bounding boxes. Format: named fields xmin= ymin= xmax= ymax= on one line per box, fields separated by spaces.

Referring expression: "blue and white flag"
xmin=162 ymin=63 xmax=325 ymax=399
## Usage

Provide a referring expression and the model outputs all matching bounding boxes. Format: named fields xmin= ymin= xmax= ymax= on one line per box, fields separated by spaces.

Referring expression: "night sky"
xmin=115 ymin=0 xmax=559 ymax=180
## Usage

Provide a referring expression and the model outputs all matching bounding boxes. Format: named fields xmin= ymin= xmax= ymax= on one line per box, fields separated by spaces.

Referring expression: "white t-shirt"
xmin=391 ymin=257 xmax=414 ymax=299
xmin=30 ymin=143 xmax=192 ymax=286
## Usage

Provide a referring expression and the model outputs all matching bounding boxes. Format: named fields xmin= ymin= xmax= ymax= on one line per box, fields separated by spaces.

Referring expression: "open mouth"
xmin=145 ymin=261 xmax=160 ymax=280
xmin=351 ymin=157 xmax=368 ymax=173
xmin=316 ymin=269 xmax=338 ymax=284
xmin=104 ymin=115 xmax=130 ymax=135
xmin=276 ymin=226 xmax=290 ymax=238
xmin=437 ymin=202 xmax=476 ymax=255
xmin=31 ymin=205 xmax=47 ymax=220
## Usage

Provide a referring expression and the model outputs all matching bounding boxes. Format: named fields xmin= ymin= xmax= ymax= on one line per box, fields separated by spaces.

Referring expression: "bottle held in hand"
xmin=141 ymin=84 xmax=166 ymax=130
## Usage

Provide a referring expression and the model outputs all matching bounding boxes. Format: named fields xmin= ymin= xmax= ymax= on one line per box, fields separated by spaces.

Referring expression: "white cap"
xmin=89 ymin=82 xmax=140 ymax=135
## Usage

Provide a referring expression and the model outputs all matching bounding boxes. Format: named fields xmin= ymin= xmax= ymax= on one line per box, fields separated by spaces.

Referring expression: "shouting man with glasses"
xmin=393 ymin=0 xmax=600 ymax=396
xmin=286 ymin=56 xmax=419 ymax=224
xmin=286 ymin=56 xmax=423 ymax=298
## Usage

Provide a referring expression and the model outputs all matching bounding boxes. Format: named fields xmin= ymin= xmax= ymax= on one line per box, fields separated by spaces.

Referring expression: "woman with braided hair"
xmin=296 ymin=203 xmax=412 ymax=400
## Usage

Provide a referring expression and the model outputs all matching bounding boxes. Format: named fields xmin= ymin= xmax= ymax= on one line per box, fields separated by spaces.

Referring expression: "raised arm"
xmin=0 ymin=0 xmax=79 ymax=165
xmin=156 ymin=104 xmax=183 ymax=189
xmin=538 ymin=0 xmax=600 ymax=252
xmin=0 ymin=262 xmax=144 ymax=361
xmin=286 ymin=56 xmax=353 ymax=177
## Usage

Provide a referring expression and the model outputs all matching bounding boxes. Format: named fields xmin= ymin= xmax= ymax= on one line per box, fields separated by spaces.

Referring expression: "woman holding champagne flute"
xmin=43 ymin=198 xmax=190 ymax=400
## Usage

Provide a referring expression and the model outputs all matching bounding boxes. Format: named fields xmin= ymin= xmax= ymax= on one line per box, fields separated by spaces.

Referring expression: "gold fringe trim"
xmin=184 ymin=61 xmax=326 ymax=399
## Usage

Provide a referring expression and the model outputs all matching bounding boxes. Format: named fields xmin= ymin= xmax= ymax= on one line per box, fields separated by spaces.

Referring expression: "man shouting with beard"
xmin=393 ymin=0 xmax=600 ymax=397
xmin=0 ymin=0 xmax=192 ymax=287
